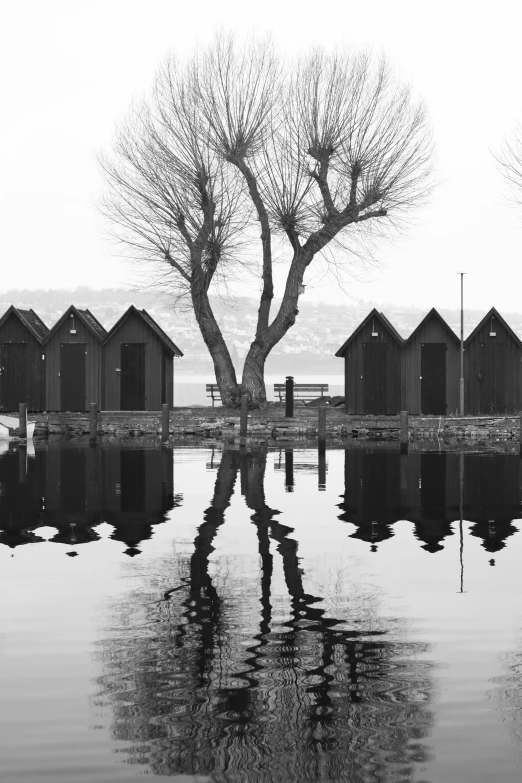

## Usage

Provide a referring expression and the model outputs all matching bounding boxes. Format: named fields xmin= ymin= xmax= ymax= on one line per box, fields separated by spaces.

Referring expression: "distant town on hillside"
xmin=2 ymin=287 xmax=522 ymax=377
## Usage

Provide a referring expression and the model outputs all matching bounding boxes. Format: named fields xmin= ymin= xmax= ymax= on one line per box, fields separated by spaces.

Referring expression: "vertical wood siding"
xmin=401 ymin=314 xmax=460 ymax=415
xmin=342 ymin=317 xmax=401 ymax=414
xmin=465 ymin=318 xmax=522 ymax=414
xmin=165 ymin=354 xmax=173 ymax=407
xmin=103 ymin=312 xmax=168 ymax=411
xmin=45 ymin=319 xmax=102 ymax=411
xmin=0 ymin=313 xmax=46 ymax=411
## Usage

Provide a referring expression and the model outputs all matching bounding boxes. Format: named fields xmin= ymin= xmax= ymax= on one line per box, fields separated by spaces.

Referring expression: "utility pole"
xmin=457 ymin=272 xmax=467 ymax=416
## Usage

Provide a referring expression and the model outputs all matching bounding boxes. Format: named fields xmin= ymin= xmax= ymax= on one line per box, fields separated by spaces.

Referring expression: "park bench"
xmin=206 ymin=381 xmax=329 ymax=406
xmin=206 ymin=384 xmax=222 ymax=406
xmin=273 ymin=382 xmax=329 ymax=403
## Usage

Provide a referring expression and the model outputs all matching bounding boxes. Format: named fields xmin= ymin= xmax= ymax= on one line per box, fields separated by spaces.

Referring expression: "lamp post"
xmin=457 ymin=272 xmax=467 ymax=416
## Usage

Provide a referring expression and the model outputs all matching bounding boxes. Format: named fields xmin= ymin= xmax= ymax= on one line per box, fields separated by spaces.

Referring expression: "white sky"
xmin=2 ymin=0 xmax=522 ymax=313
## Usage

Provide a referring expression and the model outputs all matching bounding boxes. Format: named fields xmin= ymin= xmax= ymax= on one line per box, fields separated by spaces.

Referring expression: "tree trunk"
xmin=192 ymin=285 xmax=241 ymax=407
xmin=242 ymin=347 xmax=268 ymax=406
xmin=242 ymin=251 xmax=309 ymax=406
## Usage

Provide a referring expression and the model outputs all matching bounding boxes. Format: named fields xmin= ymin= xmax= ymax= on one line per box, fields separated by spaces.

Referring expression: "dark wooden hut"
xmin=0 ymin=306 xmax=49 ymax=412
xmin=43 ymin=306 xmax=107 ymax=412
xmin=401 ymin=308 xmax=460 ymax=415
xmin=464 ymin=307 xmax=522 ymax=415
xmin=101 ymin=443 xmax=175 ymax=555
xmin=335 ymin=309 xmax=403 ymax=414
xmin=103 ymin=306 xmax=183 ymax=411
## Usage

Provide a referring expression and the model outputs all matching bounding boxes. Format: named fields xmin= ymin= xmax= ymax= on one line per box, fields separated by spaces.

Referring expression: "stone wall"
xmin=15 ymin=408 xmax=522 ymax=443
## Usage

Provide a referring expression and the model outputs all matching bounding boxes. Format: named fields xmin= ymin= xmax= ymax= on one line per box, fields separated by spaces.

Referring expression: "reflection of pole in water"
xmin=18 ymin=444 xmax=27 ymax=483
xmin=459 ymin=451 xmax=465 ymax=594
xmin=318 ymin=443 xmax=326 ymax=491
xmin=285 ymin=449 xmax=294 ymax=492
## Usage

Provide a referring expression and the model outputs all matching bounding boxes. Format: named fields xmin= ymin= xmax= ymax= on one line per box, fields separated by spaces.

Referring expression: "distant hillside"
xmin=2 ymin=287 xmax=521 ymax=377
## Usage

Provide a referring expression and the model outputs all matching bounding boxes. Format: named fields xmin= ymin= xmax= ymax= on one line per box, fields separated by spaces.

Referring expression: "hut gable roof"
xmin=0 ymin=305 xmax=49 ymax=342
xmin=104 ymin=305 xmax=183 ymax=357
xmin=335 ymin=308 xmax=404 ymax=357
xmin=405 ymin=307 xmax=459 ymax=344
xmin=78 ymin=309 xmax=107 ymax=341
xmin=464 ymin=307 xmax=522 ymax=348
xmin=43 ymin=305 xmax=108 ymax=344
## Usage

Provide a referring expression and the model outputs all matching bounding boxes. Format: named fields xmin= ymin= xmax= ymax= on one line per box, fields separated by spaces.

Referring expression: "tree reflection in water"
xmin=97 ymin=448 xmax=434 ymax=782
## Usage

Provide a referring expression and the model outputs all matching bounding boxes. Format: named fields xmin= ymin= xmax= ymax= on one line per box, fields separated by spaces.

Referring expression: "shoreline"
xmin=0 ymin=408 xmax=519 ymax=445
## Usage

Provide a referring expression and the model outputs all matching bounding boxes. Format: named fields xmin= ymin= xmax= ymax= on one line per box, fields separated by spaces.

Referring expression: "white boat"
xmin=0 ymin=414 xmax=36 ymax=439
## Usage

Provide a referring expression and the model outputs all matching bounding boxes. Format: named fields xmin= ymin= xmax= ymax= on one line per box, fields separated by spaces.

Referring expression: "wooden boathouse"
xmin=43 ymin=306 xmax=107 ymax=412
xmin=0 ymin=306 xmax=49 ymax=412
xmin=401 ymin=308 xmax=460 ymax=415
xmin=464 ymin=307 xmax=522 ymax=415
xmin=103 ymin=306 xmax=183 ymax=411
xmin=335 ymin=309 xmax=403 ymax=414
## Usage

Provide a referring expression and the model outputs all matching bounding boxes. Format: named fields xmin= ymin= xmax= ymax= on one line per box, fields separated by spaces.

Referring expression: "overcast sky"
xmin=2 ymin=0 xmax=522 ymax=314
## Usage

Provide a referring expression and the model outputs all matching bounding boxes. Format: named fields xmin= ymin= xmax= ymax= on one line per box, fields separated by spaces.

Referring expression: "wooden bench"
xmin=206 ymin=384 xmax=221 ymax=406
xmin=273 ymin=382 xmax=329 ymax=403
xmin=207 ymin=382 xmax=329 ymax=406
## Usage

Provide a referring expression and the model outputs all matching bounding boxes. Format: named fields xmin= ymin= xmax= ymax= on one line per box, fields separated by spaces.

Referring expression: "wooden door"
xmin=0 ymin=343 xmax=27 ymax=410
xmin=421 ymin=343 xmax=446 ymax=414
xmin=121 ymin=343 xmax=146 ymax=410
xmin=479 ymin=344 xmax=506 ymax=414
xmin=363 ymin=343 xmax=387 ymax=414
xmin=421 ymin=453 xmax=446 ymax=519
xmin=121 ymin=450 xmax=146 ymax=512
xmin=60 ymin=448 xmax=87 ymax=513
xmin=61 ymin=344 xmax=86 ymax=411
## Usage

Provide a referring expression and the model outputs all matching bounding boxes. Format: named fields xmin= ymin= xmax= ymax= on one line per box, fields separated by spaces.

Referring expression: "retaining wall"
xmin=17 ymin=409 xmax=522 ymax=443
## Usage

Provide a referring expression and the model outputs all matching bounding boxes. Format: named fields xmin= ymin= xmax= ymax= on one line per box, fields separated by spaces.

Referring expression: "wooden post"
xmin=285 ymin=376 xmax=294 ymax=419
xmin=18 ymin=402 xmax=27 ymax=439
xmin=318 ymin=443 xmax=326 ymax=491
xmin=89 ymin=403 xmax=98 ymax=445
xmin=18 ymin=444 xmax=27 ymax=483
xmin=285 ymin=448 xmax=294 ymax=492
xmin=318 ymin=406 xmax=327 ymax=444
xmin=161 ymin=403 xmax=170 ymax=442
xmin=400 ymin=410 xmax=409 ymax=453
xmin=240 ymin=392 xmax=249 ymax=446
xmin=519 ymin=413 xmax=522 ymax=456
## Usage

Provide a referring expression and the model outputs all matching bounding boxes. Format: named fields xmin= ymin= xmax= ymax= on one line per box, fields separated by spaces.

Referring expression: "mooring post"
xmin=18 ymin=402 xmax=27 ymax=439
xmin=400 ymin=410 xmax=409 ymax=454
xmin=240 ymin=392 xmax=249 ymax=446
xmin=318 ymin=405 xmax=327 ymax=444
xmin=161 ymin=403 xmax=170 ymax=442
xmin=285 ymin=448 xmax=294 ymax=492
xmin=89 ymin=403 xmax=98 ymax=445
xmin=285 ymin=376 xmax=294 ymax=419
xmin=318 ymin=443 xmax=326 ymax=491
xmin=18 ymin=443 xmax=27 ymax=483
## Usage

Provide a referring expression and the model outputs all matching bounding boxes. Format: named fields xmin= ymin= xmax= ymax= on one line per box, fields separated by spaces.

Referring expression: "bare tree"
xmin=495 ymin=123 xmax=522 ymax=203
xmin=101 ymin=34 xmax=433 ymax=406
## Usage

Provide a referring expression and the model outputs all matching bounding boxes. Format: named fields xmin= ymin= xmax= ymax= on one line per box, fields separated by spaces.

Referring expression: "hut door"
xmin=61 ymin=344 xmax=86 ymax=411
xmin=421 ymin=343 xmax=446 ymax=414
xmin=363 ymin=343 xmax=387 ymax=414
xmin=121 ymin=450 xmax=146 ymax=512
xmin=121 ymin=343 xmax=146 ymax=410
xmin=479 ymin=344 xmax=506 ymax=414
xmin=421 ymin=453 xmax=446 ymax=518
xmin=0 ymin=343 xmax=27 ymax=410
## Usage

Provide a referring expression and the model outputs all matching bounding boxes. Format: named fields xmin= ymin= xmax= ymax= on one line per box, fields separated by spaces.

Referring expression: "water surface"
xmin=1 ymin=442 xmax=522 ymax=781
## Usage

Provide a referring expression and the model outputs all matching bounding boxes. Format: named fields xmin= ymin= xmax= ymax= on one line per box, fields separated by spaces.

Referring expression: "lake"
xmin=173 ymin=374 xmax=345 ymax=406
xmin=1 ymin=441 xmax=522 ymax=782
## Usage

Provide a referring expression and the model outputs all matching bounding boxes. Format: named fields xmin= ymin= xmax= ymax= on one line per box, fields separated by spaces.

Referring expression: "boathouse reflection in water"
xmin=339 ymin=449 xmax=521 ymax=554
xmin=0 ymin=442 xmax=176 ymax=554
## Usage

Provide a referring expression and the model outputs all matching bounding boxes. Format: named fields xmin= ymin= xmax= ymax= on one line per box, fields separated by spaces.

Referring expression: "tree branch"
xmin=230 ymin=156 xmax=274 ymax=336
xmin=308 ymin=148 xmax=338 ymax=219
